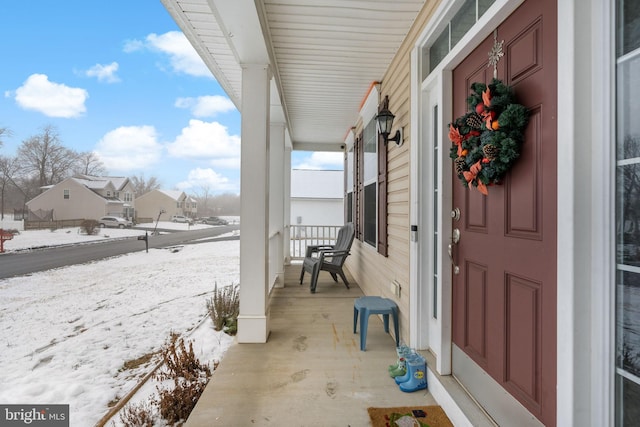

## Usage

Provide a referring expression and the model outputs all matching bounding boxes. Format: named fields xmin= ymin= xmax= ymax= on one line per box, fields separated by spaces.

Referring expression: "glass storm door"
xmin=615 ymin=1 xmax=640 ymax=425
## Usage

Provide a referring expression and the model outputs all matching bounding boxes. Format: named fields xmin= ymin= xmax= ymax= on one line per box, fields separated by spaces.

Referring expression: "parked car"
xmin=201 ymin=216 xmax=228 ymax=225
xmin=171 ymin=215 xmax=194 ymax=224
xmin=98 ymin=216 xmax=133 ymax=229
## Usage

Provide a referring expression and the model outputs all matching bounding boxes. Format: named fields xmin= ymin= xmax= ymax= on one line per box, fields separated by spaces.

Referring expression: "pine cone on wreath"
xmin=466 ymin=113 xmax=484 ymax=129
xmin=482 ymin=144 xmax=499 ymax=161
xmin=454 ymin=157 xmax=466 ymax=175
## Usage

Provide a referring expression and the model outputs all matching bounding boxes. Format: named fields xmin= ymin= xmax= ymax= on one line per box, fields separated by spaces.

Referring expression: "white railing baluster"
xmin=289 ymin=224 xmax=341 ymax=260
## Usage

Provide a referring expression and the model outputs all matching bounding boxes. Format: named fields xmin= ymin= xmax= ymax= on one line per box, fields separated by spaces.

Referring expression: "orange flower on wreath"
xmin=448 ymin=124 xmax=464 ymax=156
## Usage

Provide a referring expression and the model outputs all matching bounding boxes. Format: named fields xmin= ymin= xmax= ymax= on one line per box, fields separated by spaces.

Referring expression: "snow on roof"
xmin=108 ymin=176 xmax=128 ymax=190
xmin=73 ymin=177 xmax=110 ymax=190
xmin=72 ymin=175 xmax=127 ymax=190
xmin=290 ymin=169 xmax=343 ymax=199
xmin=159 ymin=189 xmax=186 ymax=200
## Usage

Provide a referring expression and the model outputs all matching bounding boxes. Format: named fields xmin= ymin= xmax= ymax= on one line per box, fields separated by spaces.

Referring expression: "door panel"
xmin=507 ymin=106 xmax=542 ymax=238
xmin=451 ymin=1 xmax=557 ymax=426
xmin=505 ymin=273 xmax=541 ymax=407
xmin=466 ymin=189 xmax=487 ymax=231
xmin=464 ymin=260 xmax=488 ymax=361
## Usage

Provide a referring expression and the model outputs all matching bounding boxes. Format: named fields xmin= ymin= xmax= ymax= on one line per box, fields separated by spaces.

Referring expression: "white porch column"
xmin=284 ymin=143 xmax=292 ymax=264
xmin=237 ymin=63 xmax=270 ymax=343
xmin=269 ymin=121 xmax=285 ymax=288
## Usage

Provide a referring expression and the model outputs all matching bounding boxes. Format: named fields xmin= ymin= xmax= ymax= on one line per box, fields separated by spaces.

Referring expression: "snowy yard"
xmin=0 ymin=224 xmax=239 ymax=426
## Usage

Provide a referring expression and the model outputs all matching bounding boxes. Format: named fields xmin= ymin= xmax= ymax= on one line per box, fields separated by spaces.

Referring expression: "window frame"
xmin=349 ymin=85 xmax=388 ymax=256
xmin=345 ymin=141 xmax=355 ymax=224
xmin=363 ymin=118 xmax=378 ymax=247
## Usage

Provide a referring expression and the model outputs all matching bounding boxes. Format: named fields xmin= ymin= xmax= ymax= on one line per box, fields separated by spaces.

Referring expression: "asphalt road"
xmin=0 ymin=224 xmax=239 ymax=280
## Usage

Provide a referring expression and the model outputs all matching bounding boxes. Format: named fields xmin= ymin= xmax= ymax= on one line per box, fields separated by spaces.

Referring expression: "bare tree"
xmin=0 ymin=127 xmax=12 ymax=148
xmin=10 ymin=174 xmax=41 ymax=220
xmin=17 ymin=125 xmax=78 ymax=187
xmin=210 ymin=193 xmax=240 ymax=215
xmin=0 ymin=155 xmax=20 ymax=219
xmin=130 ymin=174 xmax=161 ymax=196
xmin=193 ymin=185 xmax=211 ymax=215
xmin=75 ymin=151 xmax=107 ymax=176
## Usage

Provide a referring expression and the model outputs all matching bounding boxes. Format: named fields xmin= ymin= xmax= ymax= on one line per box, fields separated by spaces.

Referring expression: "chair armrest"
xmin=317 ymin=249 xmax=350 ymax=261
xmin=305 ymin=244 xmax=335 ymax=257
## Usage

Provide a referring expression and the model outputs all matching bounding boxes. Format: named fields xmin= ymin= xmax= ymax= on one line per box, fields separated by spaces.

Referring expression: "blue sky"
xmin=0 ymin=1 xmax=343 ymax=195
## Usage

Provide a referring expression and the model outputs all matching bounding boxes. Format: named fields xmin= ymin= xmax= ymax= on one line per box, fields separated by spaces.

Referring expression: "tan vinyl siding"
xmin=345 ymin=1 xmax=442 ymax=344
xmin=135 ymin=189 xmax=192 ymax=220
xmin=26 ymin=178 xmax=108 ymax=221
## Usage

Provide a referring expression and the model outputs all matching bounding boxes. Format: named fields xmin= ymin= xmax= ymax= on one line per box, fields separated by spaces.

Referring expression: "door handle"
xmin=448 ymin=228 xmax=460 ymax=275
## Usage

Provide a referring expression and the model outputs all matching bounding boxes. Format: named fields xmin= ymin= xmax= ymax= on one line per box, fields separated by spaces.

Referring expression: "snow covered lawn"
xmin=0 ymin=232 xmax=239 ymax=426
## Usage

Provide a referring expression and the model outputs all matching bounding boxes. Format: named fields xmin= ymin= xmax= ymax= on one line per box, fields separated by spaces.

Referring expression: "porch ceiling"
xmin=160 ymin=0 xmax=425 ymax=151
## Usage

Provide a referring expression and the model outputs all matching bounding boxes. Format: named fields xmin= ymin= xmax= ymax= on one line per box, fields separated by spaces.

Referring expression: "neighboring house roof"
xmin=74 ymin=177 xmax=111 ymax=191
xmin=290 ymin=169 xmax=343 ymax=199
xmin=73 ymin=175 xmax=130 ymax=191
xmin=26 ymin=175 xmax=131 ymax=207
xmin=158 ymin=189 xmax=186 ymax=201
xmin=135 ymin=189 xmax=188 ymax=203
xmin=107 ymin=177 xmax=129 ymax=191
xmin=26 ymin=178 xmax=108 ymax=207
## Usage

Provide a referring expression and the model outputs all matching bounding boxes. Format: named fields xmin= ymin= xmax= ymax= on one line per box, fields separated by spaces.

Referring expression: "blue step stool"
xmin=353 ymin=296 xmax=399 ymax=351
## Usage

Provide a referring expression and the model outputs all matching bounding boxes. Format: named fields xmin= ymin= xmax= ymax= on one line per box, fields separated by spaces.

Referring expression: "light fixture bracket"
xmin=386 ymin=128 xmax=403 ymax=146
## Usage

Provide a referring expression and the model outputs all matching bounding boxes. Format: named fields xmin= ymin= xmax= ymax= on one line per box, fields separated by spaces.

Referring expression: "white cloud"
xmin=175 ymin=95 xmax=236 ymax=118
xmin=94 ymin=125 xmax=162 ymax=171
xmin=210 ymin=157 xmax=241 ymax=169
xmin=126 ymin=31 xmax=211 ymax=78
xmin=175 ymin=168 xmax=234 ymax=192
xmin=167 ymin=120 xmax=240 ymax=167
xmin=85 ymin=62 xmax=120 ymax=83
xmin=14 ymin=74 xmax=88 ymax=118
xmin=122 ymin=39 xmax=144 ymax=53
xmin=293 ymin=151 xmax=344 ymax=170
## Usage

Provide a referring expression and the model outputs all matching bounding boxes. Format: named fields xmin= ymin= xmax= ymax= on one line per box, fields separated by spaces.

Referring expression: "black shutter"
xmin=355 ymin=132 xmax=364 ymax=241
xmin=377 ymin=133 xmax=388 ymax=256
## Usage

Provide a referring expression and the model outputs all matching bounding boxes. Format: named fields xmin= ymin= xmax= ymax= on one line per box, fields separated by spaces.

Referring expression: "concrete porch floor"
xmin=185 ymin=263 xmax=438 ymax=426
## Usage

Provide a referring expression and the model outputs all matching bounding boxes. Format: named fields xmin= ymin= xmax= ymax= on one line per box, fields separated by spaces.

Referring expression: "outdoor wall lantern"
xmin=376 ymin=95 xmax=403 ymax=146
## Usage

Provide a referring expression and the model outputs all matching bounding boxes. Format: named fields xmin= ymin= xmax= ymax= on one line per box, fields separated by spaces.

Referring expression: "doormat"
xmin=367 ymin=406 xmax=453 ymax=427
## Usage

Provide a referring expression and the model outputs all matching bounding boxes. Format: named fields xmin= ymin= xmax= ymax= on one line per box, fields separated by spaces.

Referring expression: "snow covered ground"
xmin=0 ymin=222 xmax=239 ymax=426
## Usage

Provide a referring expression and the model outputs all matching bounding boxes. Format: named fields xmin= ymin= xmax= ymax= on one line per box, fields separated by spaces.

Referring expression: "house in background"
xmin=290 ymin=169 xmax=343 ymax=227
xmin=184 ymin=195 xmax=198 ymax=218
xmin=135 ymin=189 xmax=197 ymax=221
xmin=26 ymin=175 xmax=135 ymax=221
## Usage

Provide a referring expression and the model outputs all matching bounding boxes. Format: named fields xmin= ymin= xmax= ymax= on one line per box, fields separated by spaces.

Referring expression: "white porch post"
xmin=270 ymin=121 xmax=285 ymax=288
xmin=284 ymin=142 xmax=292 ymax=264
xmin=237 ymin=63 xmax=271 ymax=343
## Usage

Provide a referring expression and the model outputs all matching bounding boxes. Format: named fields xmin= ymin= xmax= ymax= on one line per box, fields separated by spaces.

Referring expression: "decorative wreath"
xmin=448 ymin=78 xmax=529 ymax=195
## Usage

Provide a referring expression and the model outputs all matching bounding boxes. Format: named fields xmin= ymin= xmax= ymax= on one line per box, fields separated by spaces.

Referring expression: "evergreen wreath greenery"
xmin=448 ymin=78 xmax=529 ymax=195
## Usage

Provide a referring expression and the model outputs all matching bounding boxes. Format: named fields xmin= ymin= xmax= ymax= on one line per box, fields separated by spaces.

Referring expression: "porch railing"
xmin=289 ymin=224 xmax=341 ymax=260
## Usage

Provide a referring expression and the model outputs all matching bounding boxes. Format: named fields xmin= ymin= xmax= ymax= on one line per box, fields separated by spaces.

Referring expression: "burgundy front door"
xmin=451 ymin=1 xmax=557 ymax=426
